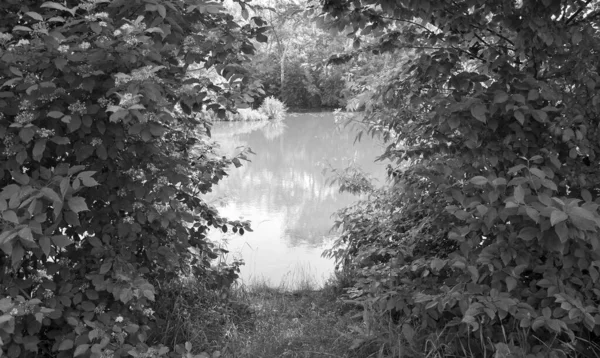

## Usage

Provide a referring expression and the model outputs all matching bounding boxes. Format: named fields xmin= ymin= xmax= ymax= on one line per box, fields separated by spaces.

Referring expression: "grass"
xmin=213 ymin=268 xmax=400 ymax=358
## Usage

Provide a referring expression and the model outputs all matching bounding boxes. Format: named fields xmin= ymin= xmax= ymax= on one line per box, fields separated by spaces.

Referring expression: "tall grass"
xmin=258 ymin=96 xmax=288 ymax=121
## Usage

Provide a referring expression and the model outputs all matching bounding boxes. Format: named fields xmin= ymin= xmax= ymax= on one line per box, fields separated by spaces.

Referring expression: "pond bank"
xmin=220 ymin=278 xmax=377 ymax=358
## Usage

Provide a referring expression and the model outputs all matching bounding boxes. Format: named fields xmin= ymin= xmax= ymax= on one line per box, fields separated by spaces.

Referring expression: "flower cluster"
xmin=117 ymin=188 xmax=127 ymax=197
xmin=97 ymin=97 xmax=111 ymax=108
xmin=79 ymin=0 xmax=104 ymax=12
xmin=32 ymin=22 xmax=48 ymax=35
xmin=38 ymin=87 xmax=66 ymax=103
xmin=0 ymin=33 xmax=13 ymax=46
xmin=79 ymin=42 xmax=91 ymax=50
xmin=19 ymin=100 xmax=31 ymax=111
xmin=37 ymin=128 xmax=55 ymax=138
xmin=118 ymin=93 xmax=140 ymax=108
xmin=91 ymin=137 xmax=103 ymax=146
xmin=42 ymin=289 xmax=54 ymax=299
xmin=15 ymin=111 xmax=35 ymax=125
xmin=153 ymin=203 xmax=168 ymax=214
xmin=131 ymin=65 xmax=159 ymax=82
xmin=77 ymin=64 xmax=95 ymax=77
xmin=124 ymin=168 xmax=146 ymax=181
xmin=57 ymin=44 xmax=69 ymax=53
xmin=142 ymin=307 xmax=154 ymax=317
xmin=94 ymin=303 xmax=106 ymax=314
xmin=133 ymin=202 xmax=145 ymax=210
xmin=69 ymin=100 xmax=87 ymax=115
xmin=85 ymin=12 xmax=109 ymax=21
xmin=147 ymin=163 xmax=158 ymax=173
xmin=123 ymin=216 xmax=134 ymax=224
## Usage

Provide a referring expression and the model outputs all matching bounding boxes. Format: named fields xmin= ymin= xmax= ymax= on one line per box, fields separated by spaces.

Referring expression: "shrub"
xmin=258 ymin=96 xmax=287 ymax=121
xmin=0 ymin=0 xmax=267 ymax=357
xmin=321 ymin=0 xmax=600 ymax=356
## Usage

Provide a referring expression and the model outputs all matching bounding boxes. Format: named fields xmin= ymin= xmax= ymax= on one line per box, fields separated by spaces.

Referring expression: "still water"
xmin=206 ymin=113 xmax=386 ymax=288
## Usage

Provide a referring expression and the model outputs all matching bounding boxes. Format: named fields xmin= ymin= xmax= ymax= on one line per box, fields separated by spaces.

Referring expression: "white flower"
xmin=99 ymin=21 xmax=107 ymax=27
xmin=10 ymin=308 xmax=18 ymax=316
xmin=115 ymin=315 xmax=123 ymax=323
xmin=58 ymin=44 xmax=69 ymax=53
xmin=79 ymin=42 xmax=91 ymax=50
xmin=16 ymin=39 xmax=30 ymax=47
xmin=113 ymin=29 xmax=122 ymax=36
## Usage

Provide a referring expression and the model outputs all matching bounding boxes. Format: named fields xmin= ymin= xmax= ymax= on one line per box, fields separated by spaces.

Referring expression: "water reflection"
xmin=206 ymin=113 xmax=386 ymax=287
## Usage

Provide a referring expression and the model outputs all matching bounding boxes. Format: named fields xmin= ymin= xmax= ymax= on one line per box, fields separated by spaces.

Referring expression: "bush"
xmin=321 ymin=0 xmax=600 ymax=357
xmin=0 ymin=0 xmax=266 ymax=357
xmin=258 ymin=96 xmax=287 ymax=121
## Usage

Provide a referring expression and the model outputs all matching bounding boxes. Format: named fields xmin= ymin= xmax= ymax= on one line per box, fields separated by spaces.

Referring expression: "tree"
xmin=319 ymin=0 xmax=600 ymax=355
xmin=0 ymin=0 xmax=266 ymax=356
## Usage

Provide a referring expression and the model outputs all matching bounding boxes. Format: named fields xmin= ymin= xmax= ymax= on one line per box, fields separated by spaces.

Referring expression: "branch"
xmin=565 ymin=0 xmax=593 ymax=25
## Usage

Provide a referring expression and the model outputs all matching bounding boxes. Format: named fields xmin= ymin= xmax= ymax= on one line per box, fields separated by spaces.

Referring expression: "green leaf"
xmin=2 ymin=210 xmax=18 ymax=224
xmin=58 ymin=339 xmax=73 ymax=351
xmin=514 ymin=110 xmax=525 ymax=125
xmin=470 ymin=176 xmax=488 ymax=185
xmin=531 ymin=110 xmax=548 ymax=123
xmin=514 ymin=185 xmax=525 ymax=204
xmin=25 ymin=12 xmax=44 ymax=21
xmin=48 ymin=111 xmax=64 ymax=118
xmin=505 ymin=276 xmax=517 ymax=292
xmin=518 ymin=227 xmax=538 ymax=241
xmin=32 ymin=139 xmax=47 ymax=161
xmin=74 ymin=344 xmax=89 ymax=357
xmin=555 ymin=222 xmax=568 ymax=242
xmin=67 ymin=197 xmax=88 ymax=213
xmin=470 ymin=103 xmax=487 ymax=123
xmin=493 ymin=91 xmax=509 ymax=104
xmin=51 ymin=235 xmax=73 ymax=248
xmin=39 ymin=236 xmax=51 ymax=256
xmin=550 ymin=210 xmax=568 ymax=226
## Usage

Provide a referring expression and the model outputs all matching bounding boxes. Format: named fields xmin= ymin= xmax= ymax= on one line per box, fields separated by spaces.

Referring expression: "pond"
xmin=205 ymin=112 xmax=387 ymax=288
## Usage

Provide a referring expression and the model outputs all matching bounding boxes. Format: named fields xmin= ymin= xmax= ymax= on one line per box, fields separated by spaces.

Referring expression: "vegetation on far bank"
xmin=210 ymin=96 xmax=288 ymax=122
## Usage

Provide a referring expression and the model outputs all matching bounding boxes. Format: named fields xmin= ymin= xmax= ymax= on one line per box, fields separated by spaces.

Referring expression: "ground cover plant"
xmin=0 ymin=0 xmax=268 ymax=356
xmin=316 ymin=0 xmax=600 ymax=356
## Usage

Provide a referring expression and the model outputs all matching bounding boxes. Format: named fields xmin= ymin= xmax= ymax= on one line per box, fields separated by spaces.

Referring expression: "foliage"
xmin=245 ymin=0 xmax=349 ymax=109
xmin=258 ymin=96 xmax=287 ymax=121
xmin=0 ymin=0 xmax=267 ymax=356
xmin=318 ymin=0 xmax=600 ymax=356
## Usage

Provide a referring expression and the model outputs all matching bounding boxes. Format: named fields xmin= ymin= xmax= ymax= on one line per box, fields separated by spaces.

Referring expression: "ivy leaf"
xmin=550 ymin=210 xmax=568 ymax=226
xmin=67 ymin=197 xmax=89 ymax=213
xmin=470 ymin=104 xmax=487 ymax=123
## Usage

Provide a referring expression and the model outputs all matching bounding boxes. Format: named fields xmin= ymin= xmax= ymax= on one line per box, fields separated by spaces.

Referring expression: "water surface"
xmin=206 ymin=113 xmax=386 ymax=288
